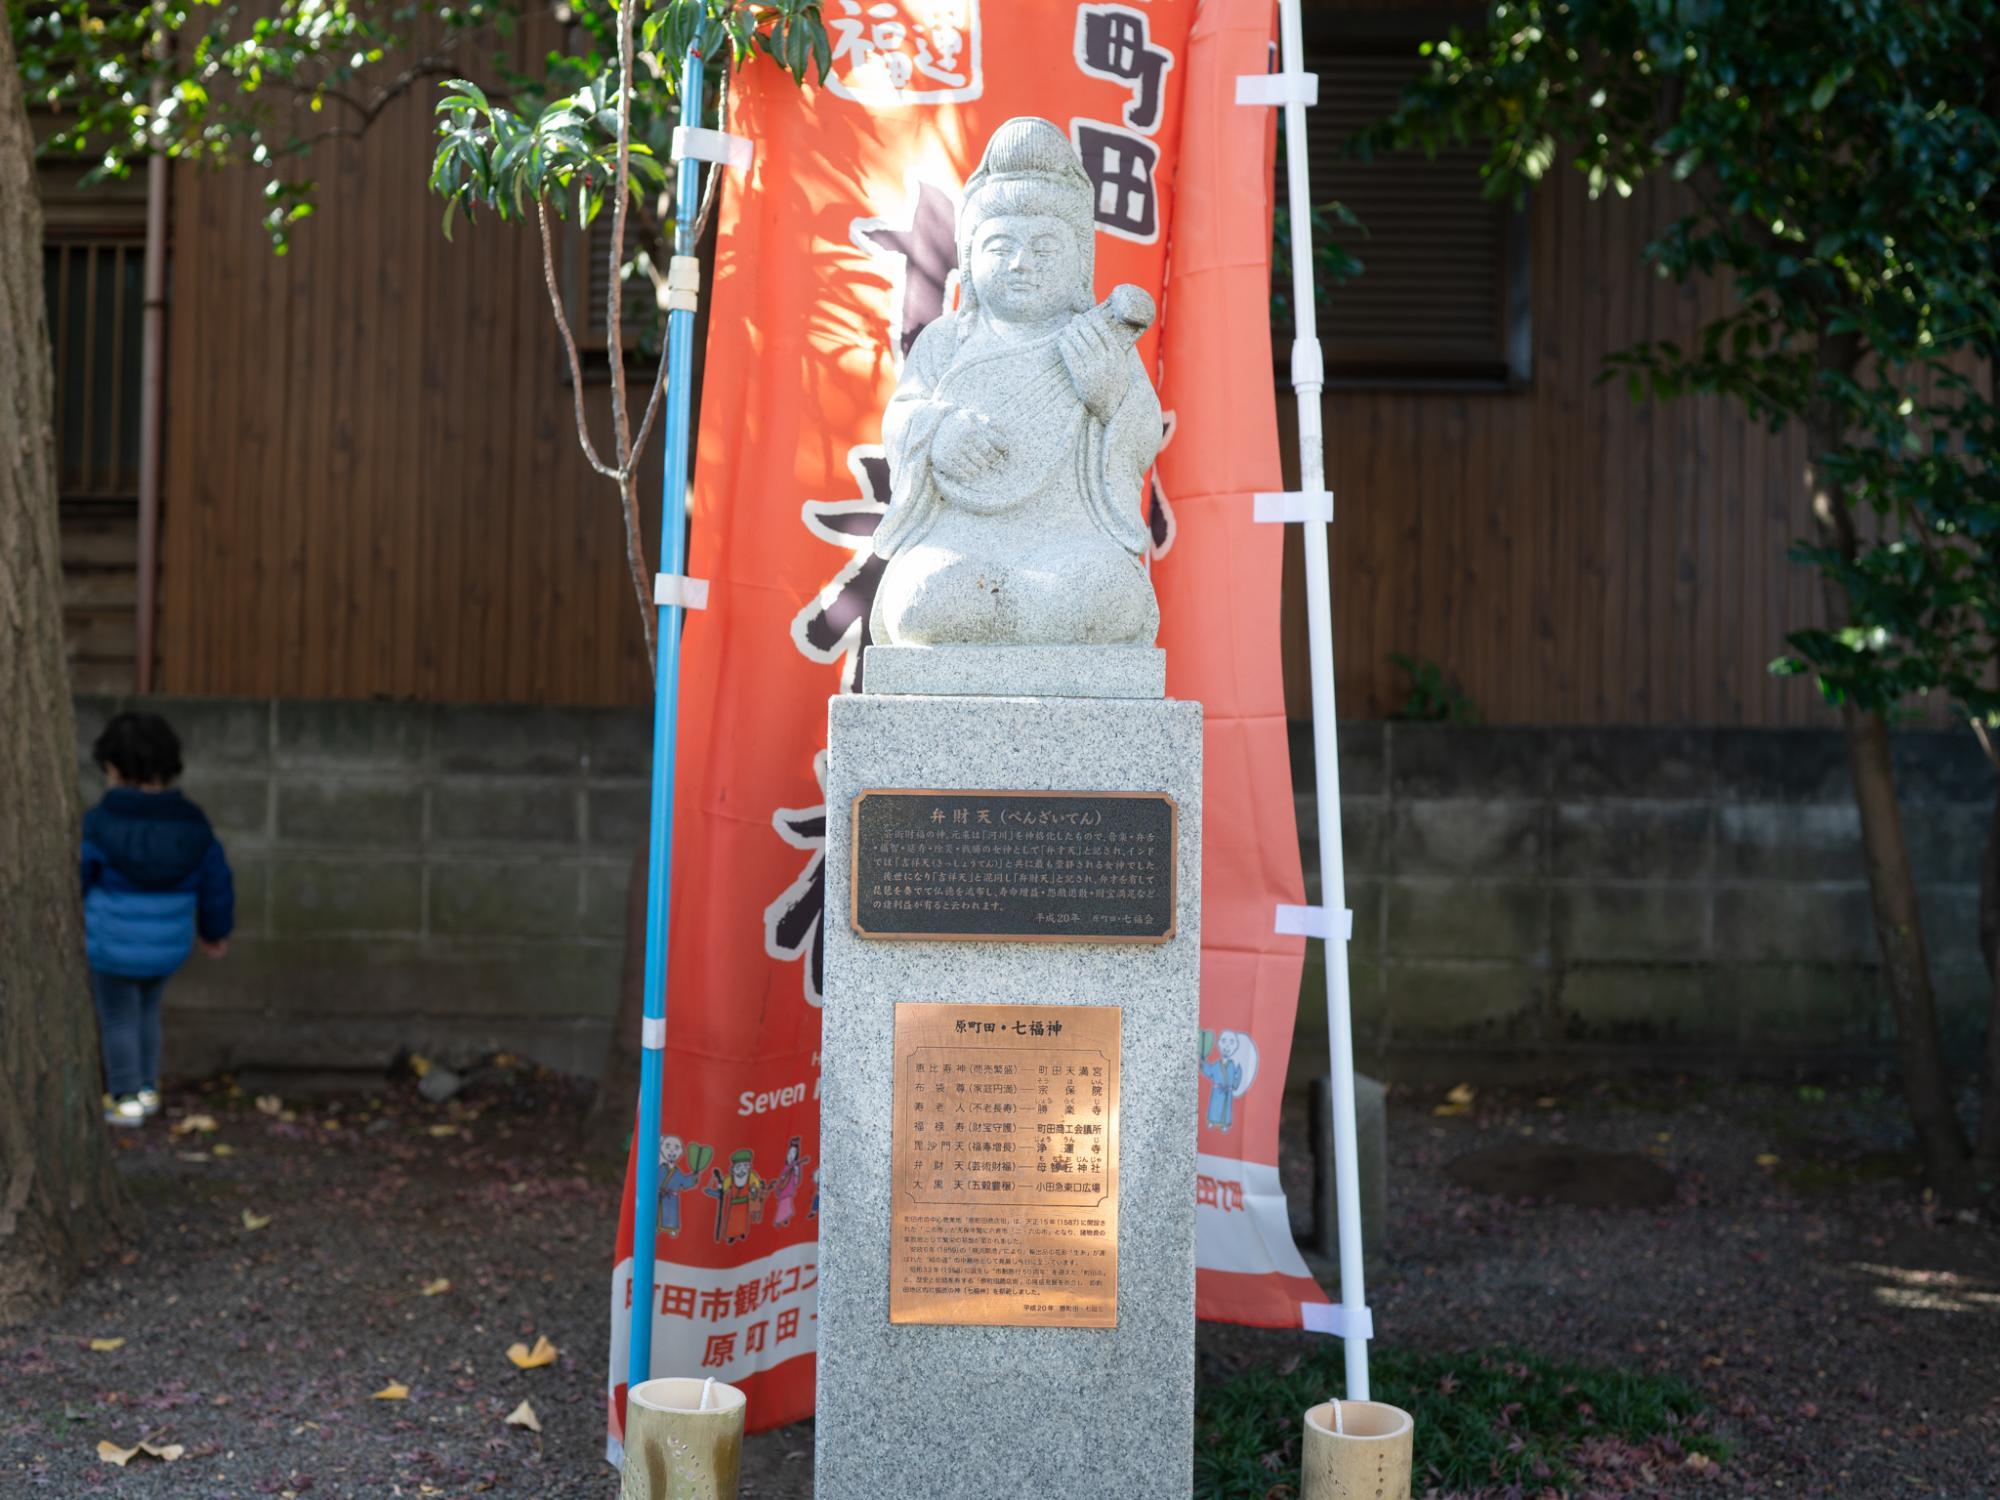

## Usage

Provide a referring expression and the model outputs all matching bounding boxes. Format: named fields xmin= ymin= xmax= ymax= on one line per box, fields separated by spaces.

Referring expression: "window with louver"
xmin=1298 ymin=22 xmax=1531 ymax=387
xmin=44 ymin=236 xmax=146 ymax=503
xmin=38 ymin=157 xmax=150 ymax=692
xmin=566 ymin=216 xmax=665 ymax=365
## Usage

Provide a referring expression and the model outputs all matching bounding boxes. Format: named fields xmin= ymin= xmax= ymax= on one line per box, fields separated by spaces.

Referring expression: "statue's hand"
xmin=1059 ymin=315 xmax=1131 ymax=421
xmin=932 ymin=406 xmax=1010 ymax=485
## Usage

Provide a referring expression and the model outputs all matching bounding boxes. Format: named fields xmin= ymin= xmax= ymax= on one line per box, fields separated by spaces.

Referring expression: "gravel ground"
xmin=3 ymin=1069 xmax=1995 ymax=1497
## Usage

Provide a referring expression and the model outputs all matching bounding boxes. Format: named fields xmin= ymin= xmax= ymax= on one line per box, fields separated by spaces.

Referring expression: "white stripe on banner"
xmin=606 ymin=1240 xmax=818 ymax=1422
xmin=1193 ymin=1152 xmax=1315 ymax=1281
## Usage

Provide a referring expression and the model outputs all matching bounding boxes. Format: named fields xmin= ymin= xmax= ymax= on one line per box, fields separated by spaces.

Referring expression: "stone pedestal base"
xmin=815 ymin=685 xmax=1203 ymax=1500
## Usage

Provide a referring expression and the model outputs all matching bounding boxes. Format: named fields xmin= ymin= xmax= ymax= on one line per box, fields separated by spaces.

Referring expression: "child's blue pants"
xmin=90 ymin=970 xmax=166 ymax=1097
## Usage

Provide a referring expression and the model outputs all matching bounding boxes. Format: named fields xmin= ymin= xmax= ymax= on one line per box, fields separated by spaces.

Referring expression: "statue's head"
xmin=957 ymin=117 xmax=1096 ymax=331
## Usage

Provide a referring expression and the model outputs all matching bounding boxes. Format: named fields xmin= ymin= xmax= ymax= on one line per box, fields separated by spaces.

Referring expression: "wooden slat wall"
xmin=1280 ymin=157 xmax=1864 ymax=727
xmin=152 ymin=8 xmax=1945 ymax=725
xmin=157 ymin=16 xmax=658 ymax=705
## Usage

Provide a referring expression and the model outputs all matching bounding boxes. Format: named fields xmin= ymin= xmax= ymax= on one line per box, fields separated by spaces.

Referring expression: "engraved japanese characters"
xmin=868 ymin=116 xmax=1164 ymax=648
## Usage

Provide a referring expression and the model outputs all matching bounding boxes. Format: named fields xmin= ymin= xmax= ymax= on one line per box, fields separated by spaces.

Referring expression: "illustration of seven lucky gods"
xmin=770 ymin=1136 xmax=812 ymax=1229
xmin=705 ymin=1149 xmax=764 ymax=1245
xmin=1198 ymin=1029 xmax=1259 ymax=1134
xmin=868 ymin=116 xmax=1164 ymax=649
xmin=655 ymin=1135 xmax=711 ymax=1240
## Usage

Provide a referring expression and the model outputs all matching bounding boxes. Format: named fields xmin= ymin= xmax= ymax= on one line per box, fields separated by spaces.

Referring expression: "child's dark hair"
xmin=93 ymin=712 xmax=184 ymax=787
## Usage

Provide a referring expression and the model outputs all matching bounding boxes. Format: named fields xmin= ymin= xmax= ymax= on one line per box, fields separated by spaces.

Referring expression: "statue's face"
xmin=969 ymin=214 xmax=1080 ymax=323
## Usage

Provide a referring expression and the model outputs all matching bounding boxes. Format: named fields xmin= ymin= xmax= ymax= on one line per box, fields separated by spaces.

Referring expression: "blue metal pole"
xmin=627 ymin=42 xmax=707 ymax=1414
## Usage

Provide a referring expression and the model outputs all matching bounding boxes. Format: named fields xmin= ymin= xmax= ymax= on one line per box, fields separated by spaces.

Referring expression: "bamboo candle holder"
xmin=619 ymin=1376 xmax=746 ymax=1500
xmin=1300 ymin=1399 xmax=1414 ymax=1500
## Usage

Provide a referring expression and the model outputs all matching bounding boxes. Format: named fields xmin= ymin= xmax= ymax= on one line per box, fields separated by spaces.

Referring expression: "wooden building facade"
xmin=48 ymin=4 xmax=1844 ymax=729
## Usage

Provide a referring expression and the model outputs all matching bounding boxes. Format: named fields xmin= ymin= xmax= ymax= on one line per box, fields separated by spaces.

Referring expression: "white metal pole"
xmin=1274 ymin=0 xmax=1369 ymax=1401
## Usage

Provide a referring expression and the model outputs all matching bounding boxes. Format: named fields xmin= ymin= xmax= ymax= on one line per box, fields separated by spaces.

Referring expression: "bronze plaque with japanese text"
xmin=851 ymin=789 xmax=1176 ymax=942
xmin=889 ymin=1002 xmax=1119 ymax=1328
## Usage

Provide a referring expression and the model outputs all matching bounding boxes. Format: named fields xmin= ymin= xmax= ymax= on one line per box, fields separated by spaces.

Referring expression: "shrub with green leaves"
xmin=1363 ymin=0 xmax=2000 ymax=1204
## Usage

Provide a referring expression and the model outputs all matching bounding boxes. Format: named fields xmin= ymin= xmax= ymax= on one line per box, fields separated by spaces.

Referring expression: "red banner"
xmin=607 ymin=0 xmax=1322 ymax=1454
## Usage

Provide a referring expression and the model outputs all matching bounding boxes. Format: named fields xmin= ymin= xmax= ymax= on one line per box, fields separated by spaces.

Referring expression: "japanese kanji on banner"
xmin=607 ymin=0 xmax=1326 ymax=1451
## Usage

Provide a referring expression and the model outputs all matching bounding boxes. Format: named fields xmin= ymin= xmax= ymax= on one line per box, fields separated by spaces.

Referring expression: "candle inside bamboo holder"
xmin=619 ymin=1376 xmax=746 ymax=1500
xmin=1300 ymin=1399 xmax=1414 ymax=1500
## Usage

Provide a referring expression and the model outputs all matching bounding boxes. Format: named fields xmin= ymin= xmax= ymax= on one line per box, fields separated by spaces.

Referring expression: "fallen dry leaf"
xmin=420 ymin=1278 xmax=452 ymax=1297
xmin=507 ymin=1335 xmax=559 ymax=1370
xmin=428 ymin=1124 xmax=460 ymax=1138
xmin=255 ymin=1094 xmax=284 ymax=1115
xmin=97 ymin=1438 xmax=184 ymax=1466
xmin=241 ymin=1210 xmax=272 ymax=1231
xmin=372 ymin=1382 xmax=410 ymax=1401
xmin=212 ymin=1143 xmax=236 ymax=1158
xmin=177 ymin=1152 xmax=211 ymax=1163
xmin=504 ymin=1400 xmax=541 ymax=1433
xmin=1755 ymin=1152 xmax=1781 ymax=1167
xmin=1433 ymin=1083 xmax=1477 ymax=1118
xmin=408 ymin=1053 xmax=433 ymax=1078
xmin=170 ymin=1114 xmax=218 ymax=1136
xmin=87 ymin=1337 xmax=126 ymax=1353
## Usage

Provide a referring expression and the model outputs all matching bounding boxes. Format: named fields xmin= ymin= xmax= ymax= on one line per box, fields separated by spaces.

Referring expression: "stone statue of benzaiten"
xmin=868 ymin=116 xmax=1162 ymax=648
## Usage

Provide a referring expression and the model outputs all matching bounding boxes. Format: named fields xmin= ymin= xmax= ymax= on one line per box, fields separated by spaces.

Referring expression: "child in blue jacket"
xmin=81 ymin=712 xmax=234 ymax=1126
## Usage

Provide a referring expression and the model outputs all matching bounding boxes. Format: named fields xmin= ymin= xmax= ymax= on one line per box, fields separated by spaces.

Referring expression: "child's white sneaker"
xmin=104 ymin=1096 xmax=146 ymax=1128
xmin=136 ymin=1089 xmax=161 ymax=1117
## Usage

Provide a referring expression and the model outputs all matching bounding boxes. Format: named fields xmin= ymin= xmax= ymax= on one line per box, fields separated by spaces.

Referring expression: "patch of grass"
xmin=1194 ymin=1344 xmax=1726 ymax=1498
xmin=1775 ymin=1148 xmax=1921 ymax=1195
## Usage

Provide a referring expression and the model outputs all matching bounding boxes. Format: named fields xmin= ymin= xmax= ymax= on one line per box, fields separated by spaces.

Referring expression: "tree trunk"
xmin=1836 ymin=706 xmax=1977 ymax=1201
xmin=0 ymin=23 xmax=135 ymax=1322
xmin=1806 ymin=333 xmax=1977 ymax=1205
xmin=581 ymin=837 xmax=647 ymax=1161
xmin=1976 ymin=784 xmax=2000 ymax=1165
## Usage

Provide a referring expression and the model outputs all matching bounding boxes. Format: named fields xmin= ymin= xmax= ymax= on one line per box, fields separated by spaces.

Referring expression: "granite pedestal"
xmin=814 ymin=667 xmax=1203 ymax=1500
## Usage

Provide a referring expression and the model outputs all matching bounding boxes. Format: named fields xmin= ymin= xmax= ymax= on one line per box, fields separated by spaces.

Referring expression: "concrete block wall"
xmin=74 ymin=696 xmax=648 ymax=1082
xmin=71 ymin=698 xmax=1991 ymax=1085
xmin=1292 ymin=723 xmax=1992 ymax=1081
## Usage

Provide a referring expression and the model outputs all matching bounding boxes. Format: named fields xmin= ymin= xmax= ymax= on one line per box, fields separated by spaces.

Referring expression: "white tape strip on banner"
xmin=654 ymin=573 xmax=710 ymax=610
xmin=1300 ymin=1301 xmax=1374 ymax=1340
xmin=671 ymin=125 xmax=754 ymax=171
xmin=1235 ymin=71 xmax=1320 ymax=107
xmin=640 ymin=1016 xmax=666 ymax=1051
xmin=1254 ymin=491 xmax=1334 ymax=525
xmin=1274 ymin=903 xmax=1353 ymax=941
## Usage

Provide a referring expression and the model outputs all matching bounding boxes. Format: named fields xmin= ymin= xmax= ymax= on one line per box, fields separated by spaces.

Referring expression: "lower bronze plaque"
xmin=889 ymin=1002 xmax=1119 ymax=1329
xmin=852 ymin=789 xmax=1176 ymax=942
